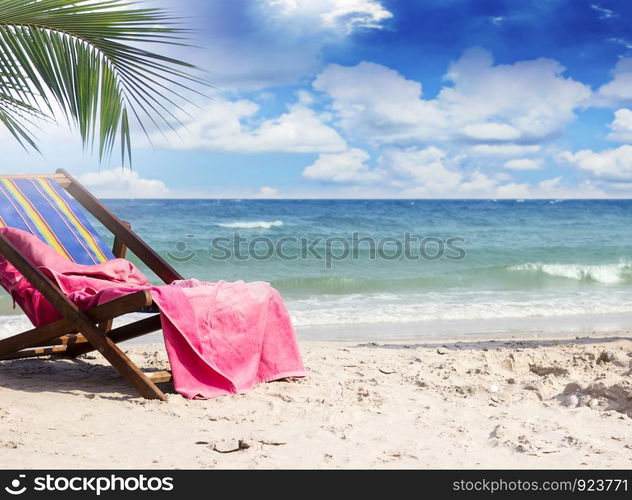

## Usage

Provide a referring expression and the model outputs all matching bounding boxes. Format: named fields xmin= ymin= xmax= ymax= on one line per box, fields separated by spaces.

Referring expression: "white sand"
xmin=0 ymin=336 xmax=631 ymax=469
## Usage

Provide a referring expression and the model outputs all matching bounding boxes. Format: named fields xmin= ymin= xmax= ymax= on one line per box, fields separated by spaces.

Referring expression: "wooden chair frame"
xmin=0 ymin=169 xmax=184 ymax=400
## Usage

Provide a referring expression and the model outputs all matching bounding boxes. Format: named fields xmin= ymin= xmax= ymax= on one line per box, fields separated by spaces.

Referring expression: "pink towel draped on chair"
xmin=0 ymin=227 xmax=305 ymax=399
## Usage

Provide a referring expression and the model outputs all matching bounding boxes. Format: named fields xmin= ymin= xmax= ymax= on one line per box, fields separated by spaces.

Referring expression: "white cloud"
xmin=469 ymin=144 xmax=542 ymax=157
xmin=379 ymin=147 xmax=506 ymax=197
xmin=313 ymin=49 xmax=591 ymax=148
xmin=301 ymin=143 xmax=614 ymax=198
xmin=495 ymin=182 xmax=531 ymax=198
xmin=455 ymin=170 xmax=499 ymax=195
xmin=300 ymin=143 xmax=600 ymax=198
xmin=304 ymin=50 xmax=598 ymax=198
xmin=79 ymin=169 xmax=169 ymax=198
xmin=495 ymin=177 xmax=574 ymax=198
xmin=595 ymin=58 xmax=632 ymax=106
xmin=608 ymin=38 xmax=632 ymax=50
xmin=382 ymin=147 xmax=462 ymax=193
xmin=503 ymin=158 xmax=542 ymax=170
xmin=257 ymin=186 xmax=279 ymax=198
xmin=151 ymin=98 xmax=347 ymax=153
xmin=303 ymin=148 xmax=383 ymax=182
xmin=462 ymin=123 xmax=521 ymax=141
xmin=486 ymin=177 xmax=606 ymax=199
xmin=302 ymin=146 xmax=509 ymax=196
xmin=313 ymin=61 xmax=447 ymax=145
xmin=320 ymin=0 xmax=392 ymax=32
xmin=607 ymin=108 xmax=632 ymax=142
xmin=559 ymin=145 xmax=632 ymax=182
xmin=590 ymin=3 xmax=617 ymax=19
xmin=297 ymin=90 xmax=315 ymax=106
xmin=441 ymin=49 xmax=591 ymax=139
xmin=299 ymin=143 xmax=618 ymax=198
xmin=263 ymin=0 xmax=392 ymax=34
xmin=537 ymin=177 xmax=562 ymax=191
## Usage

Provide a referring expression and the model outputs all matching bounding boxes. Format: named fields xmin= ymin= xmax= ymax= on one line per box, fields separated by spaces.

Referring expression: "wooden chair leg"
xmin=97 ymin=319 xmax=114 ymax=334
xmin=147 ymin=371 xmax=172 ymax=384
xmin=66 ymin=315 xmax=161 ymax=357
xmin=83 ymin=327 xmax=166 ymax=400
xmin=79 ymin=314 xmax=167 ymax=399
xmin=1 ymin=345 xmax=69 ymax=360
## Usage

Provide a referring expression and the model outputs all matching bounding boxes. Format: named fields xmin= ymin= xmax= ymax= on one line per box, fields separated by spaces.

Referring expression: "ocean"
xmin=2 ymin=199 xmax=632 ymax=340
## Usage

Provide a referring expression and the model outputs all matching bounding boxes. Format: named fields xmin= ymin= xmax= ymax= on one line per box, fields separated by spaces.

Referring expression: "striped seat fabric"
xmin=0 ymin=177 xmax=114 ymax=265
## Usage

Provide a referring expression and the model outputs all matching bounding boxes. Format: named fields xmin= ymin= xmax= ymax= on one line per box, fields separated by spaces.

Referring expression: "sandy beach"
xmin=1 ymin=334 xmax=631 ymax=469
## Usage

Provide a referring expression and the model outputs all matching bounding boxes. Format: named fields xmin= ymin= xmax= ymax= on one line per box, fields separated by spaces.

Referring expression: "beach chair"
xmin=0 ymin=169 xmax=183 ymax=400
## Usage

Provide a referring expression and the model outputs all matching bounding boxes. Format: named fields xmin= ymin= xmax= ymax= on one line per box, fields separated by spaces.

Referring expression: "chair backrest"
xmin=0 ymin=176 xmax=114 ymax=265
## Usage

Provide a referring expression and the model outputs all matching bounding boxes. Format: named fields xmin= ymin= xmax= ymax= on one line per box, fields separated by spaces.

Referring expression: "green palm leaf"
xmin=0 ymin=0 xmax=206 ymax=164
xmin=0 ymin=89 xmax=42 ymax=150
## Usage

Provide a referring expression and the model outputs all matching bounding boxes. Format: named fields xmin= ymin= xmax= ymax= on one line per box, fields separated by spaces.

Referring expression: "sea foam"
xmin=215 ymin=220 xmax=284 ymax=229
xmin=508 ymin=261 xmax=632 ymax=284
xmin=286 ymin=288 xmax=632 ymax=326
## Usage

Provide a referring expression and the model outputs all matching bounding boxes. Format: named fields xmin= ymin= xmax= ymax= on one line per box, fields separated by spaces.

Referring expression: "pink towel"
xmin=0 ymin=227 xmax=305 ymax=398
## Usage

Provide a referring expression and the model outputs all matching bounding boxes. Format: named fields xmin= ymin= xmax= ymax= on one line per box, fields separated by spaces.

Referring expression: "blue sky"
xmin=3 ymin=0 xmax=632 ymax=198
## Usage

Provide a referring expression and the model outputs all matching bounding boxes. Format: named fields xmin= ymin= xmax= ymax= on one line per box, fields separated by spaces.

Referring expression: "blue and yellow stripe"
xmin=35 ymin=179 xmax=110 ymax=263
xmin=0 ymin=178 xmax=114 ymax=265
xmin=0 ymin=179 xmax=73 ymax=260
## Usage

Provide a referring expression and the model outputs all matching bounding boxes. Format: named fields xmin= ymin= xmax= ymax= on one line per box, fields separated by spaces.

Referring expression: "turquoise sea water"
xmin=2 ymin=199 xmax=632 ymax=339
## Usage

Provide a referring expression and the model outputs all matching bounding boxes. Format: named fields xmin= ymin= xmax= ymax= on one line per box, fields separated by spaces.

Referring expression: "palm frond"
xmin=0 ymin=88 xmax=42 ymax=150
xmin=0 ymin=0 xmax=207 ymax=164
